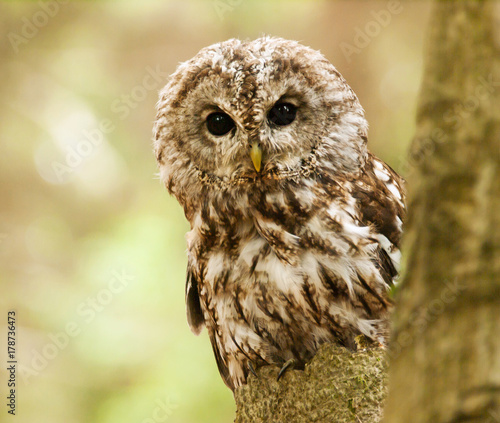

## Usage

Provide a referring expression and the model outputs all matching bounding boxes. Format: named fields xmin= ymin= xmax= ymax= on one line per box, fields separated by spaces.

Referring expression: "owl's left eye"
xmin=268 ymin=102 xmax=297 ymax=126
xmin=206 ymin=112 xmax=235 ymax=136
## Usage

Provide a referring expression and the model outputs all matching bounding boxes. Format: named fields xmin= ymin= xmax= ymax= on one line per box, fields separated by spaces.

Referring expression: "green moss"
xmin=234 ymin=344 xmax=387 ymax=423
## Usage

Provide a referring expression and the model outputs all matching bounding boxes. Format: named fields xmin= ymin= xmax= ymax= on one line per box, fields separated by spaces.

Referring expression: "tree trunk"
xmin=383 ymin=2 xmax=500 ymax=423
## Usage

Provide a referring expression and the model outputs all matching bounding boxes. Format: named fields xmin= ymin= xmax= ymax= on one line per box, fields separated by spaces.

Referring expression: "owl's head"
xmin=154 ymin=37 xmax=368 ymax=211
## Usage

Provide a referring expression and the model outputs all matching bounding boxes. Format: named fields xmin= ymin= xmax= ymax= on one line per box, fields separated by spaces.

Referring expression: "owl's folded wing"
xmin=353 ymin=156 xmax=406 ymax=288
xmin=185 ymin=264 xmax=205 ymax=335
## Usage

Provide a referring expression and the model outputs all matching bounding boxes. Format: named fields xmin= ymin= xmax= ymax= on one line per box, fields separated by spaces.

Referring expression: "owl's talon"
xmin=248 ymin=361 xmax=259 ymax=379
xmin=277 ymin=358 xmax=296 ymax=381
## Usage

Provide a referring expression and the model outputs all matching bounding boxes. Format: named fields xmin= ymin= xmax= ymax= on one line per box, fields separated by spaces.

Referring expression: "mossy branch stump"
xmin=234 ymin=344 xmax=387 ymax=423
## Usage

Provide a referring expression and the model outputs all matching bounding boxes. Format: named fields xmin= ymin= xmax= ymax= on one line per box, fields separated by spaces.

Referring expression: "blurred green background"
xmin=0 ymin=1 xmax=429 ymax=422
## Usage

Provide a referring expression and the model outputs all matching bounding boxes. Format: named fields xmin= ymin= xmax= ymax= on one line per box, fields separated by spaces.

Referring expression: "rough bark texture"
xmin=234 ymin=344 xmax=387 ymax=423
xmin=384 ymin=2 xmax=500 ymax=423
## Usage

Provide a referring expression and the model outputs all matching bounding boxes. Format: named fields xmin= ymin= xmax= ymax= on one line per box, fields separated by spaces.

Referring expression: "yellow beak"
xmin=250 ymin=142 xmax=262 ymax=172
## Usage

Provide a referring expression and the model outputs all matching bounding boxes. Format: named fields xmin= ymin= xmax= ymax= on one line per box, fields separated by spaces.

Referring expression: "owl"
xmin=154 ymin=37 xmax=405 ymax=391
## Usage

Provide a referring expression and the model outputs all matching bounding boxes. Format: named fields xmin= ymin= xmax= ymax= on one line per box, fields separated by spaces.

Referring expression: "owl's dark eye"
xmin=268 ymin=102 xmax=297 ymax=126
xmin=206 ymin=112 xmax=235 ymax=136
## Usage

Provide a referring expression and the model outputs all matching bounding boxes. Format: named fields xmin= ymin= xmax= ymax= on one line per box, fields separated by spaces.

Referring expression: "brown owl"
xmin=154 ymin=37 xmax=405 ymax=391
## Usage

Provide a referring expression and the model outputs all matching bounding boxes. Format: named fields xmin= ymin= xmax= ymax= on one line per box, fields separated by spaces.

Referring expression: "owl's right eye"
xmin=206 ymin=112 xmax=235 ymax=136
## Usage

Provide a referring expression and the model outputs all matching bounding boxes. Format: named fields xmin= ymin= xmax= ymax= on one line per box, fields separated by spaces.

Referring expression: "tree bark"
xmin=234 ymin=344 xmax=387 ymax=423
xmin=383 ymin=2 xmax=500 ymax=423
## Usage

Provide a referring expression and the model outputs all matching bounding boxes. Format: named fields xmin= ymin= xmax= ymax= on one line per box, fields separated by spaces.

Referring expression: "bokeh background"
xmin=0 ymin=1 xmax=430 ymax=422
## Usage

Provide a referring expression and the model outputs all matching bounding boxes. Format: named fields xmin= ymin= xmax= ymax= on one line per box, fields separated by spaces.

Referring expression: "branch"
xmin=234 ymin=344 xmax=387 ymax=423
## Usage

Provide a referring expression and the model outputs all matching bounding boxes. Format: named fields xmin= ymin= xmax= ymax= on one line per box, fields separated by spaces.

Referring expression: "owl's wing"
xmin=187 ymin=263 xmax=233 ymax=388
xmin=353 ymin=155 xmax=406 ymax=287
xmin=185 ymin=264 xmax=205 ymax=335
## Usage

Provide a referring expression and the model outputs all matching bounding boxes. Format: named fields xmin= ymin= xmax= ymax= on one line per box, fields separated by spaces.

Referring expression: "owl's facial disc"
xmin=197 ymin=95 xmax=312 ymax=181
xmin=202 ymin=99 xmax=303 ymax=178
xmin=154 ymin=37 xmax=369 ymax=193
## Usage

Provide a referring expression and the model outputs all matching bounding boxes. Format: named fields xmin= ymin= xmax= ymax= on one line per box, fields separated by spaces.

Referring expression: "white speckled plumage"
xmin=154 ymin=37 xmax=405 ymax=391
